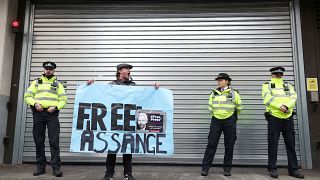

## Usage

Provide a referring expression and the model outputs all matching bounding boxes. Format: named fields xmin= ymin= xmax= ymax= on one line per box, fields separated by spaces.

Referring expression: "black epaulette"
xmin=232 ymin=88 xmax=239 ymax=93
xmin=37 ymin=78 xmax=42 ymax=84
xmin=231 ymin=88 xmax=239 ymax=93
xmin=212 ymin=89 xmax=219 ymax=96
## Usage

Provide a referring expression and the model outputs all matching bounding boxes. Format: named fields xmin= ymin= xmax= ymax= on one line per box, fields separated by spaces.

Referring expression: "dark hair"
xmin=116 ymin=71 xmax=120 ymax=78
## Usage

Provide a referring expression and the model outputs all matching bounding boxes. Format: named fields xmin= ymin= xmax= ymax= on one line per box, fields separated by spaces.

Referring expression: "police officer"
xmin=24 ymin=61 xmax=67 ymax=177
xmin=262 ymin=66 xmax=304 ymax=179
xmin=201 ymin=73 xmax=242 ymax=177
xmin=87 ymin=63 xmax=159 ymax=180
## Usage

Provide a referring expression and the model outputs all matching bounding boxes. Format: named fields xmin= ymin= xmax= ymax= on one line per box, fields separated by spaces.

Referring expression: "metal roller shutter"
xmin=22 ymin=1 xmax=301 ymax=165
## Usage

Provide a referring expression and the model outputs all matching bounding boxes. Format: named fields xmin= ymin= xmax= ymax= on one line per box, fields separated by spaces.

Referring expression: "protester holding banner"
xmin=24 ymin=61 xmax=67 ymax=177
xmin=201 ymin=73 xmax=242 ymax=177
xmin=87 ymin=63 xmax=159 ymax=180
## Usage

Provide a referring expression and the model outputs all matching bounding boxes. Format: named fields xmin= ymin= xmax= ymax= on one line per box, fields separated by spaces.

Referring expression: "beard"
xmin=44 ymin=72 xmax=54 ymax=79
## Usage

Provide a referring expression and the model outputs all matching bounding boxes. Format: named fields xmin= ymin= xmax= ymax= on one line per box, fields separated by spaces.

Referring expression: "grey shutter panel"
xmin=23 ymin=1 xmax=300 ymax=165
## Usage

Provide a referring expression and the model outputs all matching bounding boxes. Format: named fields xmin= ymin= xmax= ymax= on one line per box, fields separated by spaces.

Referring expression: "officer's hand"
xmin=35 ymin=103 xmax=43 ymax=112
xmin=280 ymin=105 xmax=288 ymax=113
xmin=154 ymin=83 xmax=160 ymax=89
xmin=47 ymin=106 xmax=56 ymax=113
xmin=87 ymin=79 xmax=94 ymax=85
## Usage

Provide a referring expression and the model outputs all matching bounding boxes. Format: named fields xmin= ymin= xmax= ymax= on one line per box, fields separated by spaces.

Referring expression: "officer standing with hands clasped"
xmin=201 ymin=73 xmax=242 ymax=177
xmin=87 ymin=63 xmax=159 ymax=180
xmin=24 ymin=61 xmax=68 ymax=177
xmin=262 ymin=66 xmax=304 ymax=179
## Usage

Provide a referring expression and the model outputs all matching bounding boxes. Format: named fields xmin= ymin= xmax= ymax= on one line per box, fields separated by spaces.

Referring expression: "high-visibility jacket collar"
xmin=217 ymin=86 xmax=230 ymax=92
xmin=214 ymin=88 xmax=231 ymax=95
xmin=270 ymin=77 xmax=284 ymax=84
xmin=41 ymin=75 xmax=56 ymax=82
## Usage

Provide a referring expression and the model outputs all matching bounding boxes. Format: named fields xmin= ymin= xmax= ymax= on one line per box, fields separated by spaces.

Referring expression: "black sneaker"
xmin=223 ymin=169 xmax=231 ymax=176
xmin=52 ymin=168 xmax=63 ymax=177
xmin=201 ymin=170 xmax=208 ymax=176
xmin=124 ymin=173 xmax=136 ymax=180
xmin=33 ymin=168 xmax=45 ymax=176
xmin=289 ymin=170 xmax=304 ymax=179
xmin=269 ymin=169 xmax=278 ymax=178
xmin=102 ymin=173 xmax=114 ymax=180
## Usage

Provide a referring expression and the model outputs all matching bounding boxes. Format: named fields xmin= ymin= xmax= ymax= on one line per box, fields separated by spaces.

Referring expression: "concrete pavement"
xmin=0 ymin=164 xmax=320 ymax=180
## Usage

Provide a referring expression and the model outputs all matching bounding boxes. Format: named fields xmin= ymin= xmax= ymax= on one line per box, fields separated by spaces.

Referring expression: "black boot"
xmin=223 ymin=169 xmax=231 ymax=176
xmin=124 ymin=173 xmax=136 ymax=180
xmin=33 ymin=167 xmax=45 ymax=176
xmin=289 ymin=170 xmax=304 ymax=179
xmin=201 ymin=170 xmax=208 ymax=176
xmin=53 ymin=168 xmax=63 ymax=177
xmin=102 ymin=172 xmax=114 ymax=180
xmin=269 ymin=169 xmax=278 ymax=178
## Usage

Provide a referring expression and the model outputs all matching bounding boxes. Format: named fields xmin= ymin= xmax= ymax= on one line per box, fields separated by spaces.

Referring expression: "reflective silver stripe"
xmin=273 ymin=94 xmax=290 ymax=97
xmin=58 ymin=93 xmax=67 ymax=97
xmin=268 ymin=82 xmax=272 ymax=93
xmin=35 ymin=97 xmax=58 ymax=101
xmin=230 ymin=89 xmax=235 ymax=103
xmin=212 ymin=107 xmax=235 ymax=111
xmin=263 ymin=92 xmax=271 ymax=99
xmin=212 ymin=101 xmax=234 ymax=105
xmin=25 ymin=91 xmax=34 ymax=95
xmin=266 ymin=97 xmax=275 ymax=106
xmin=36 ymin=90 xmax=58 ymax=94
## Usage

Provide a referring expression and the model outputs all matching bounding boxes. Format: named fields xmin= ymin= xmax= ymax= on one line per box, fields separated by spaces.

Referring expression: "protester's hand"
xmin=87 ymin=79 xmax=94 ymax=85
xmin=35 ymin=103 xmax=43 ymax=112
xmin=47 ymin=106 xmax=56 ymax=113
xmin=154 ymin=83 xmax=160 ymax=89
xmin=280 ymin=105 xmax=288 ymax=113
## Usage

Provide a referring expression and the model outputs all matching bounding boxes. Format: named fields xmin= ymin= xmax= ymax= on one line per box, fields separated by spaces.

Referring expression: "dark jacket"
xmin=109 ymin=78 xmax=136 ymax=86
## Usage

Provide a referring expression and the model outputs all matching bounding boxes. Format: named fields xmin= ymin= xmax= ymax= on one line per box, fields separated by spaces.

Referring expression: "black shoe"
xmin=33 ymin=168 xmax=45 ymax=176
xmin=224 ymin=170 xmax=231 ymax=176
xmin=289 ymin=170 xmax=304 ymax=179
xmin=124 ymin=173 xmax=136 ymax=180
xmin=53 ymin=168 xmax=63 ymax=177
xmin=269 ymin=169 xmax=278 ymax=178
xmin=201 ymin=170 xmax=208 ymax=176
xmin=102 ymin=173 xmax=114 ymax=180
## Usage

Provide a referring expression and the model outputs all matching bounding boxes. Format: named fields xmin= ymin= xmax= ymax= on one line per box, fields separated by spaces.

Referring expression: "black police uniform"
xmin=202 ymin=73 xmax=239 ymax=176
xmin=25 ymin=61 xmax=67 ymax=177
xmin=264 ymin=66 xmax=304 ymax=179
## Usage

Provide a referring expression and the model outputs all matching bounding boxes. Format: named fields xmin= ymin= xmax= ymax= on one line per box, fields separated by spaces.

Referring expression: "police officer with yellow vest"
xmin=201 ymin=73 xmax=242 ymax=177
xmin=262 ymin=66 xmax=304 ymax=179
xmin=24 ymin=61 xmax=67 ymax=177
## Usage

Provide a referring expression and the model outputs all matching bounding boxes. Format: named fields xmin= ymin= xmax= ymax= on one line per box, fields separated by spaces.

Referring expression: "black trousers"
xmin=267 ymin=115 xmax=299 ymax=172
xmin=106 ymin=154 xmax=132 ymax=175
xmin=202 ymin=114 xmax=237 ymax=172
xmin=32 ymin=110 xmax=61 ymax=169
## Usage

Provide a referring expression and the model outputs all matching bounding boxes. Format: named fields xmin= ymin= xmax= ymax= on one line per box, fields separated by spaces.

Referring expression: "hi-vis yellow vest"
xmin=24 ymin=75 xmax=68 ymax=110
xmin=208 ymin=88 xmax=242 ymax=120
xmin=262 ymin=78 xmax=297 ymax=119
